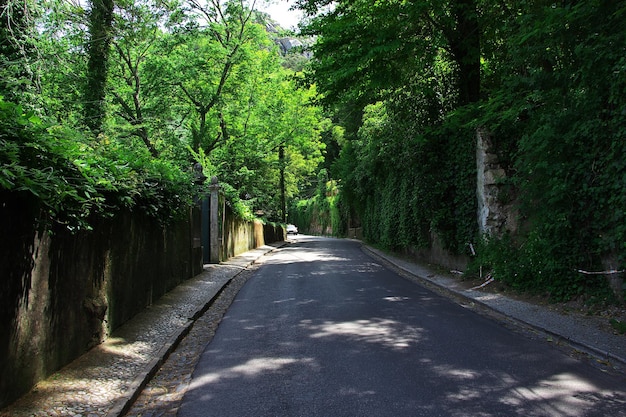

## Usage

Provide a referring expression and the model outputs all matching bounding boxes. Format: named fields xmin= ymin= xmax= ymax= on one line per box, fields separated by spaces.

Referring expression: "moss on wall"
xmin=0 ymin=195 xmax=197 ymax=408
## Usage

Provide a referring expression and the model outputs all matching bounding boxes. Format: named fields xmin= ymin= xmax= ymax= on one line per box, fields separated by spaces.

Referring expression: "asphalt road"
xmin=178 ymin=236 xmax=626 ymax=417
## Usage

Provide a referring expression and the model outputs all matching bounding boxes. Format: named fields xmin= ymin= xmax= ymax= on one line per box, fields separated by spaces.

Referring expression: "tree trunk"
xmin=84 ymin=0 xmax=115 ymax=135
xmin=450 ymin=0 xmax=481 ymax=105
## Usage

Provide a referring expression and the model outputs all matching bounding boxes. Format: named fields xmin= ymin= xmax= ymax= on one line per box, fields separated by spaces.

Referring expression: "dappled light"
xmin=184 ymin=309 xmax=626 ymax=416
xmin=4 ymin=0 xmax=626 ymax=413
xmin=99 ymin=338 xmax=152 ymax=359
xmin=177 ymin=238 xmax=626 ymax=417
xmin=302 ymin=318 xmax=423 ymax=350
xmin=498 ymin=372 xmax=625 ymax=416
xmin=382 ymin=296 xmax=411 ymax=302
xmin=188 ymin=357 xmax=315 ymax=390
xmin=266 ymin=246 xmax=352 ymax=265
xmin=432 ymin=365 xmax=482 ymax=382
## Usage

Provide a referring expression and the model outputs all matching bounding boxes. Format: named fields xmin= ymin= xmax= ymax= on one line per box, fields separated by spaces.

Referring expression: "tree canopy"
xmin=1 ymin=0 xmax=328 ymax=227
xmin=2 ymin=0 xmax=625 ymax=301
xmin=294 ymin=0 xmax=626 ymax=301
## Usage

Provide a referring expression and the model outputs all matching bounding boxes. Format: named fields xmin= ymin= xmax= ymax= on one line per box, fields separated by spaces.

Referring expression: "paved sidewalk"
xmin=2 ymin=239 xmax=624 ymax=417
xmin=364 ymin=245 xmax=626 ymax=371
xmin=0 ymin=243 xmax=284 ymax=417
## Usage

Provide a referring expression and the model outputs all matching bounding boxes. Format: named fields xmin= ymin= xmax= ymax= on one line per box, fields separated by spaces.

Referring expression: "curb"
xmin=109 ymin=242 xmax=286 ymax=417
xmin=107 ymin=276 xmax=234 ymax=417
xmin=361 ymin=244 xmax=626 ymax=371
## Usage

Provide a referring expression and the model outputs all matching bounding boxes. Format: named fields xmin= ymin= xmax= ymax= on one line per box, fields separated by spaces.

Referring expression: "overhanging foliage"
xmin=299 ymin=0 xmax=626 ymax=301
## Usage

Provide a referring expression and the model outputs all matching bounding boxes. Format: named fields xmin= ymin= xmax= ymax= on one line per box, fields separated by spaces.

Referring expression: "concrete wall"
xmin=0 ymin=190 xmax=285 ymax=408
xmin=221 ymin=205 xmax=285 ymax=261
xmin=0 ymin=193 xmax=201 ymax=408
xmin=402 ymin=232 xmax=469 ymax=272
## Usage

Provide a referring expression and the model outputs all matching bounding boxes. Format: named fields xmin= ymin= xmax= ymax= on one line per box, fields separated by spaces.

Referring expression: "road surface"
xmin=179 ymin=236 xmax=626 ymax=417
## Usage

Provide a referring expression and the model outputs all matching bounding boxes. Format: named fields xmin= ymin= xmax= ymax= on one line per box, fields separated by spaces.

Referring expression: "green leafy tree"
xmin=297 ymin=0 xmax=480 ymax=111
xmin=0 ymin=0 xmax=40 ymax=106
xmin=36 ymin=0 xmax=89 ymax=125
xmin=154 ymin=1 xmax=269 ymax=154
xmin=294 ymin=0 xmax=481 ymax=248
xmin=211 ymin=62 xmax=325 ymax=221
xmin=472 ymin=1 xmax=626 ymax=299
xmin=107 ymin=0 xmax=174 ymax=157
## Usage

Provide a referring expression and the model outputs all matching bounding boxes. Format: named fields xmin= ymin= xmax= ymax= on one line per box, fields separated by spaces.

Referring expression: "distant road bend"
xmin=179 ymin=236 xmax=626 ymax=417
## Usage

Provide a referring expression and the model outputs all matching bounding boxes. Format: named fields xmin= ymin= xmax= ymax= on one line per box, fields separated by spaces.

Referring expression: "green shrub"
xmin=0 ymin=98 xmax=197 ymax=231
xmin=468 ymin=231 xmax=614 ymax=302
xmin=289 ymin=177 xmax=347 ymax=237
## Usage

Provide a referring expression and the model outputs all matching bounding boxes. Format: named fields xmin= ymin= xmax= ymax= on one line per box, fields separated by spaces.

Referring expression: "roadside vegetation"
xmin=292 ymin=0 xmax=626 ymax=304
xmin=2 ymin=0 xmax=625 ymax=304
xmin=289 ymin=168 xmax=347 ymax=236
xmin=0 ymin=0 xmax=328 ymax=231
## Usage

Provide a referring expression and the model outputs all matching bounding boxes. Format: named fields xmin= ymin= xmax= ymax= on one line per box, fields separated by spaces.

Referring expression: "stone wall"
xmin=0 ymin=193 xmax=200 ymax=408
xmin=476 ymin=128 xmax=518 ymax=237
xmin=403 ymin=231 xmax=469 ymax=272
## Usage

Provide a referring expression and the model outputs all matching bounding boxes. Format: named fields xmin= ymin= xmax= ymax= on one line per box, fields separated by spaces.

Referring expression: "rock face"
xmin=275 ymin=36 xmax=313 ymax=59
xmin=276 ymin=37 xmax=303 ymax=54
xmin=476 ymin=129 xmax=517 ymax=237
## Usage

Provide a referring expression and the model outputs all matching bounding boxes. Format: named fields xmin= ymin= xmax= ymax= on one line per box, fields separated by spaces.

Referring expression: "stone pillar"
xmin=209 ymin=176 xmax=221 ymax=264
xmin=476 ymin=129 xmax=516 ymax=237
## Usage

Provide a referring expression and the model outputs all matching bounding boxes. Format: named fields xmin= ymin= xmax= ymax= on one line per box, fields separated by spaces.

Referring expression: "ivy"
xmin=301 ymin=1 xmax=625 ymax=302
xmin=463 ymin=1 xmax=626 ymax=300
xmin=289 ymin=174 xmax=346 ymax=236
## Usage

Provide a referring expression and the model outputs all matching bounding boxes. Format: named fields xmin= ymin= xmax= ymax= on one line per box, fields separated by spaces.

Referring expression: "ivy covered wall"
xmin=300 ymin=1 xmax=626 ymax=303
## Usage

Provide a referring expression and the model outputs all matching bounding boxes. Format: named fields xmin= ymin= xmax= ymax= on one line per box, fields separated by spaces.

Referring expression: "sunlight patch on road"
xmin=272 ymin=297 xmax=297 ymax=304
xmin=303 ymin=318 xmax=423 ymax=350
xmin=188 ymin=357 xmax=315 ymax=390
xmin=266 ymin=249 xmax=350 ymax=265
xmin=498 ymin=372 xmax=618 ymax=413
xmin=432 ymin=365 xmax=481 ymax=381
xmin=382 ymin=296 xmax=411 ymax=302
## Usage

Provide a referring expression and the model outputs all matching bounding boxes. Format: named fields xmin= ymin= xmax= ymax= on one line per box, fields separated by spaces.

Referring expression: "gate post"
xmin=192 ymin=163 xmax=207 ymax=274
xmin=201 ymin=195 xmax=210 ymax=264
xmin=209 ymin=176 xmax=221 ymax=264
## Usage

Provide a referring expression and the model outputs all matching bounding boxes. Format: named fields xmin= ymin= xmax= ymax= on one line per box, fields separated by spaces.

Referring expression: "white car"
xmin=286 ymin=224 xmax=298 ymax=235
